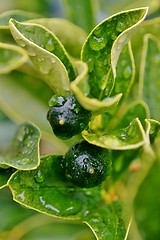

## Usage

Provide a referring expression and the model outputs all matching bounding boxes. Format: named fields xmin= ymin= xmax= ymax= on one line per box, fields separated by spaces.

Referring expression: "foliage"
xmin=0 ymin=1 xmax=160 ymax=239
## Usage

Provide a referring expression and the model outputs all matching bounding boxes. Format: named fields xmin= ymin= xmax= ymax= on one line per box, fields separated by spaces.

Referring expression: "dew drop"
xmin=45 ymin=38 xmax=55 ymax=52
xmin=17 ymin=126 xmax=26 ymax=142
xmin=19 ymin=40 xmax=26 ymax=47
xmin=37 ymin=56 xmax=44 ymax=62
xmin=153 ymin=54 xmax=160 ymax=64
xmin=18 ymin=158 xmax=32 ymax=165
xmin=28 ymin=48 xmax=36 ymax=57
xmin=87 ymin=58 xmax=94 ymax=72
xmin=123 ymin=65 xmax=132 ymax=79
xmin=111 ymin=33 xmax=117 ymax=41
xmin=17 ymin=191 xmax=25 ymax=202
xmin=116 ymin=21 xmax=126 ymax=32
xmin=94 ymin=26 xmax=102 ymax=37
xmin=34 ymin=169 xmax=45 ymax=183
xmin=89 ymin=35 xmax=106 ymax=51
xmin=39 ymin=64 xmax=51 ymax=74
xmin=25 ymin=25 xmax=34 ymax=33
xmin=51 ymin=57 xmax=56 ymax=63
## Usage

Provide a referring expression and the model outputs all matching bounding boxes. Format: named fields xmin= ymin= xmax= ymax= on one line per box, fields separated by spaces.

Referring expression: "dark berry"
xmin=47 ymin=94 xmax=91 ymax=139
xmin=63 ymin=141 xmax=112 ymax=188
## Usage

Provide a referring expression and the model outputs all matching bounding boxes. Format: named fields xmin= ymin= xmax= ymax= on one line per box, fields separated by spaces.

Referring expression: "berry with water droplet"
xmin=47 ymin=94 xmax=91 ymax=139
xmin=62 ymin=141 xmax=112 ymax=188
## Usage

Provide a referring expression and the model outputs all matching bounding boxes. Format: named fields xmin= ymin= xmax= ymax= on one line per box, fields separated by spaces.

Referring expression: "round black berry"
xmin=63 ymin=141 xmax=112 ymax=188
xmin=47 ymin=94 xmax=91 ymax=139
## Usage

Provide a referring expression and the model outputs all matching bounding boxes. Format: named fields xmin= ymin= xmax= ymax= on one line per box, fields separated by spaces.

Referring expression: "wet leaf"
xmin=0 ymin=122 xmax=40 ymax=170
xmin=145 ymin=119 xmax=160 ymax=144
xmin=81 ymin=7 xmax=148 ymax=99
xmin=134 ymin=160 xmax=160 ymax=240
xmin=71 ymin=61 xmax=122 ymax=113
xmin=0 ymin=43 xmax=28 ymax=74
xmin=139 ymin=34 xmax=160 ymax=120
xmin=8 ymin=155 xmax=126 ymax=239
xmin=0 ymin=10 xmax=41 ymax=28
xmin=116 ymin=100 xmax=150 ymax=129
xmin=84 ymin=201 xmax=126 ymax=240
xmin=9 ymin=19 xmax=75 ymax=94
xmin=27 ymin=18 xmax=87 ymax=58
xmin=82 ymin=118 xmax=147 ymax=150
xmin=8 ymin=154 xmax=102 ymax=219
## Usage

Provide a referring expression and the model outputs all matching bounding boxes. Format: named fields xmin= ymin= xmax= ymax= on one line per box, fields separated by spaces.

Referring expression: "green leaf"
xmin=82 ymin=118 xmax=147 ymax=150
xmin=133 ymin=160 xmax=160 ymax=240
xmin=8 ymin=155 xmax=126 ymax=239
xmin=84 ymin=201 xmax=126 ymax=240
xmin=8 ymin=154 xmax=102 ymax=219
xmin=116 ymin=100 xmax=150 ymax=129
xmin=0 ymin=10 xmax=41 ymax=28
xmin=111 ymin=42 xmax=135 ymax=101
xmin=139 ymin=34 xmax=160 ymax=120
xmin=81 ymin=7 xmax=148 ymax=99
xmin=9 ymin=19 xmax=75 ymax=94
xmin=27 ymin=18 xmax=87 ymax=58
xmin=62 ymin=0 xmax=95 ymax=33
xmin=0 ymin=43 xmax=28 ymax=74
xmin=145 ymin=119 xmax=160 ymax=144
xmin=0 ymin=122 xmax=40 ymax=170
xmin=71 ymin=61 xmax=122 ymax=113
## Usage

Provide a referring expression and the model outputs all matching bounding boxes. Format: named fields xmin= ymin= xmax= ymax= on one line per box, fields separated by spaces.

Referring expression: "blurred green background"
xmin=0 ymin=0 xmax=160 ymax=239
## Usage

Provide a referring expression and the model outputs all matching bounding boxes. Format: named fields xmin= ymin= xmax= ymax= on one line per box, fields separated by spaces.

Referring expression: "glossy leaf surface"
xmin=82 ymin=118 xmax=147 ymax=150
xmin=8 ymin=155 xmax=126 ymax=239
xmin=81 ymin=8 xmax=148 ymax=99
xmin=27 ymin=18 xmax=87 ymax=58
xmin=0 ymin=122 xmax=40 ymax=170
xmin=9 ymin=19 xmax=74 ymax=94
xmin=71 ymin=61 xmax=122 ymax=113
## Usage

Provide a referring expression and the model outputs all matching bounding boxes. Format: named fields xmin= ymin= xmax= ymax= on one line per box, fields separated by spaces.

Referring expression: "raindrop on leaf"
xmin=34 ymin=169 xmax=45 ymax=183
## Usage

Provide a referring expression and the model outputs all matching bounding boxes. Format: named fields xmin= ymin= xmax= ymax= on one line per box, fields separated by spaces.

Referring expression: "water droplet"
xmin=37 ymin=56 xmax=44 ymax=62
xmin=89 ymin=35 xmax=106 ymax=51
xmin=39 ymin=196 xmax=45 ymax=205
xmin=153 ymin=54 xmax=160 ymax=64
xmin=123 ymin=65 xmax=132 ymax=79
xmin=45 ymin=204 xmax=60 ymax=214
xmin=18 ymin=158 xmax=32 ymax=165
xmin=34 ymin=169 xmax=45 ymax=183
xmin=17 ymin=126 xmax=26 ymax=142
xmin=19 ymin=40 xmax=26 ymax=47
xmin=116 ymin=21 xmax=126 ymax=32
xmin=17 ymin=191 xmax=25 ymax=202
xmin=121 ymin=59 xmax=127 ymax=66
xmin=45 ymin=38 xmax=55 ymax=52
xmin=28 ymin=48 xmax=36 ymax=57
xmin=25 ymin=25 xmax=34 ymax=33
xmin=111 ymin=33 xmax=117 ymax=41
xmin=27 ymin=139 xmax=33 ymax=148
xmin=51 ymin=57 xmax=56 ymax=63
xmin=39 ymin=64 xmax=51 ymax=74
xmin=87 ymin=58 xmax=94 ymax=72
xmin=94 ymin=26 xmax=102 ymax=37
